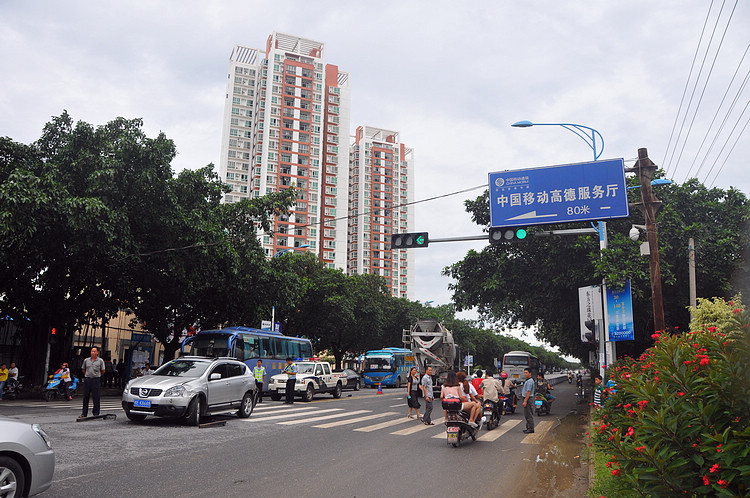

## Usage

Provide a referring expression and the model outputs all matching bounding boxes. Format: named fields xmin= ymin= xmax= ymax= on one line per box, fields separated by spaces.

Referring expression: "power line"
xmin=683 ymin=44 xmax=750 ymax=180
xmin=708 ymin=113 xmax=750 ymax=188
xmin=674 ymin=0 xmax=740 ymax=181
xmin=663 ymin=0 xmax=715 ymax=176
xmin=665 ymin=0 xmax=727 ymax=177
xmin=702 ymin=97 xmax=750 ymax=187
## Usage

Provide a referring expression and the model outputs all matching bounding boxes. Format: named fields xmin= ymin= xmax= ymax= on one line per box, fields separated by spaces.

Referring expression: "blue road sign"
xmin=488 ymin=159 xmax=629 ymax=228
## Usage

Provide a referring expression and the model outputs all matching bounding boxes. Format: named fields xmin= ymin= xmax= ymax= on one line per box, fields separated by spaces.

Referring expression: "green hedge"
xmin=591 ymin=297 xmax=750 ymax=496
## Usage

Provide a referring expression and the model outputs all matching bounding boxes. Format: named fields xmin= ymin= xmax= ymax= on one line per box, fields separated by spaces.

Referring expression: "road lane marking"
xmin=354 ymin=415 xmax=413 ymax=432
xmin=278 ymin=410 xmax=371 ymax=425
xmin=521 ymin=420 xmax=555 ymax=444
xmin=248 ymin=406 xmax=319 ymax=416
xmin=477 ymin=419 xmax=522 ymax=442
xmin=242 ymin=408 xmax=340 ymax=421
xmin=388 ymin=404 xmax=404 ymax=408
xmin=312 ymin=412 xmax=396 ymax=428
xmin=390 ymin=417 xmax=444 ymax=435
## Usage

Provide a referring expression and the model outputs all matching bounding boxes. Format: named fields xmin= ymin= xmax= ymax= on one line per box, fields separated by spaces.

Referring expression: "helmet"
xmin=500 ymin=371 xmax=508 ymax=379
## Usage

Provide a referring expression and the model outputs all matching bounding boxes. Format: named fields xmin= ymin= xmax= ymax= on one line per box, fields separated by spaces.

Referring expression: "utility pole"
xmin=689 ymin=237 xmax=697 ymax=316
xmin=631 ymin=148 xmax=666 ymax=333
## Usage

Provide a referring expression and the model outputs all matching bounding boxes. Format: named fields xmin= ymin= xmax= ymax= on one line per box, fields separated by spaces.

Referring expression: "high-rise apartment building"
xmin=347 ymin=126 xmax=414 ymax=299
xmin=219 ymin=33 xmax=351 ymax=269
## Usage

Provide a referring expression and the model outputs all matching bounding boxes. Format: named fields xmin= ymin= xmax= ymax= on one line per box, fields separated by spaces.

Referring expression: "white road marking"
xmin=277 ymin=410 xmax=371 ymax=425
xmin=477 ymin=419 xmax=522 ymax=442
xmin=313 ymin=412 xmax=396 ymax=428
xmin=354 ymin=415 xmax=413 ymax=432
xmin=249 ymin=406 xmax=320 ymax=417
xmin=521 ymin=420 xmax=555 ymax=444
xmin=390 ymin=417 xmax=444 ymax=435
xmin=241 ymin=408 xmax=340 ymax=421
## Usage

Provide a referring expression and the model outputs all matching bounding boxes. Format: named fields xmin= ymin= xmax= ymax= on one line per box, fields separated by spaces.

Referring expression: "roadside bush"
xmin=591 ymin=296 xmax=750 ymax=496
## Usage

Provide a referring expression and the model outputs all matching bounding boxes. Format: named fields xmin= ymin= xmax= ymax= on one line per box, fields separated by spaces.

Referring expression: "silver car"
xmin=0 ymin=416 xmax=55 ymax=497
xmin=121 ymin=357 xmax=256 ymax=426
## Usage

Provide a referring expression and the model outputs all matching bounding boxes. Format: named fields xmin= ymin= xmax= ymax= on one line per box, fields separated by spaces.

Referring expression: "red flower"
xmin=700 ymin=358 xmax=710 ymax=366
xmin=683 ymin=360 xmax=692 ymax=365
xmin=637 ymin=400 xmax=648 ymax=409
xmin=605 ymin=461 xmax=612 ymax=467
xmin=703 ymin=475 xmax=710 ymax=486
xmin=717 ymin=444 xmax=722 ymax=453
xmin=677 ymin=392 xmax=685 ymax=397
xmin=625 ymin=426 xmax=635 ymax=437
xmin=733 ymin=308 xmax=741 ymax=314
xmin=611 ymin=469 xmax=621 ymax=476
xmin=708 ymin=326 xmax=717 ymax=332
xmin=623 ymin=403 xmax=631 ymax=408
xmin=635 ymin=446 xmax=646 ymax=452
xmin=651 ymin=333 xmax=660 ymax=340
xmin=709 ymin=464 xmax=719 ymax=473
xmin=718 ymin=479 xmax=728 ymax=488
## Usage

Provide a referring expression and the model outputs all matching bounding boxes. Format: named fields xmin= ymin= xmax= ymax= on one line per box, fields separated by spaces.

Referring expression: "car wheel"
xmin=332 ymin=382 xmax=342 ymax=399
xmin=304 ymin=383 xmax=314 ymax=402
xmin=125 ymin=410 xmax=147 ymax=422
xmin=238 ymin=391 xmax=255 ymax=418
xmin=186 ymin=396 xmax=202 ymax=426
xmin=395 ymin=376 xmax=401 ymax=389
xmin=270 ymin=392 xmax=281 ymax=402
xmin=354 ymin=380 xmax=360 ymax=391
xmin=0 ymin=456 xmax=25 ymax=498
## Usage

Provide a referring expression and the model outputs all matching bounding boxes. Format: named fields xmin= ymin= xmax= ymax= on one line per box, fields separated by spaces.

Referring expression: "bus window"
xmin=287 ymin=341 xmax=300 ymax=359
xmin=233 ymin=340 xmax=247 ymax=361
xmin=243 ymin=336 xmax=260 ymax=358
xmin=272 ymin=338 xmax=287 ymax=358
xmin=259 ymin=337 xmax=273 ymax=358
xmin=186 ymin=333 xmax=230 ymax=357
xmin=300 ymin=342 xmax=313 ymax=358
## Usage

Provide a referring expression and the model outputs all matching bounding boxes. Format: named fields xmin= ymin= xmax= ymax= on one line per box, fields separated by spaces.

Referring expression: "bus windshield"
xmin=185 ymin=333 xmax=230 ymax=357
xmin=365 ymin=356 xmax=393 ymax=372
xmin=503 ymin=355 xmax=530 ymax=366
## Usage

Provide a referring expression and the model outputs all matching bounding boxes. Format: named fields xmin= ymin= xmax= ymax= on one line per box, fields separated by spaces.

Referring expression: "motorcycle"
xmin=567 ymin=373 xmax=573 ymax=384
xmin=42 ymin=373 xmax=78 ymax=401
xmin=534 ymin=393 xmax=551 ymax=416
xmin=576 ymin=375 xmax=584 ymax=397
xmin=482 ymin=399 xmax=500 ymax=430
xmin=499 ymin=390 xmax=517 ymax=415
xmin=2 ymin=377 xmax=23 ymax=400
xmin=443 ymin=399 xmax=485 ymax=447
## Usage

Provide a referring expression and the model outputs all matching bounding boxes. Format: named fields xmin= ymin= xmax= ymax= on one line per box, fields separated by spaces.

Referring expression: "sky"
xmin=2 ymin=1 xmax=748 ymax=352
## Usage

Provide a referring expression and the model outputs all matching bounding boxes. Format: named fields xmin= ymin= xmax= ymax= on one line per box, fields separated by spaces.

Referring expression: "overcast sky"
xmin=2 ymin=1 xmax=748 ymax=350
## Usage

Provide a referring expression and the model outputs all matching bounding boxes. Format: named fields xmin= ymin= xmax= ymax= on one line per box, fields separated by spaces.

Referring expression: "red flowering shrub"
xmin=591 ymin=297 xmax=750 ymax=496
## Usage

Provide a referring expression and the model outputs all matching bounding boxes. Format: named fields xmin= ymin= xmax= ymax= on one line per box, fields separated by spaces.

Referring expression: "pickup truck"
xmin=269 ymin=361 xmax=346 ymax=402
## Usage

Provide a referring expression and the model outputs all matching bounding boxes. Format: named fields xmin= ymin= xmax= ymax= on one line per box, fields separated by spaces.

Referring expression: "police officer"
xmin=253 ymin=359 xmax=266 ymax=404
xmin=282 ymin=357 xmax=297 ymax=404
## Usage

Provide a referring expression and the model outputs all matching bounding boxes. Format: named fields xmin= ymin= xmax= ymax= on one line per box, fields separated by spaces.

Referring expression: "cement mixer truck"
xmin=402 ymin=319 xmax=460 ymax=394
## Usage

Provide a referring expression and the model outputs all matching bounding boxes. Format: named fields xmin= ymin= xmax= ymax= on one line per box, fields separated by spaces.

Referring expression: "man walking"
xmin=253 ymin=359 xmax=266 ymax=404
xmin=521 ymin=367 xmax=535 ymax=433
xmin=79 ymin=347 xmax=105 ymax=419
xmin=0 ymin=363 xmax=8 ymax=401
xmin=420 ymin=366 xmax=434 ymax=425
xmin=282 ymin=357 xmax=297 ymax=404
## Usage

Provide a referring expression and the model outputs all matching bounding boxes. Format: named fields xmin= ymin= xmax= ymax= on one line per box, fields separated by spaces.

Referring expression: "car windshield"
xmin=153 ymin=360 xmax=210 ymax=378
xmin=364 ymin=356 xmax=393 ymax=372
xmin=295 ymin=363 xmax=315 ymax=374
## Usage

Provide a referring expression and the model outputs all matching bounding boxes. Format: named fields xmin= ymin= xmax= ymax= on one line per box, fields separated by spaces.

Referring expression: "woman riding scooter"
xmin=441 ymin=371 xmax=481 ymax=427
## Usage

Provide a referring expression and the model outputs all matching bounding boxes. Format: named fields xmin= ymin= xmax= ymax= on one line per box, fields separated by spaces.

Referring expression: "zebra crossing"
xmin=8 ymin=399 xmax=124 ymax=410
xmin=243 ymin=403 xmax=553 ymax=443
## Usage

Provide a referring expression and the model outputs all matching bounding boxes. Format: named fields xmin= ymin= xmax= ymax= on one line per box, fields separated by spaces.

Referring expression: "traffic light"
xmin=489 ymin=226 xmax=529 ymax=243
xmin=584 ymin=319 xmax=598 ymax=347
xmin=391 ymin=232 xmax=429 ymax=248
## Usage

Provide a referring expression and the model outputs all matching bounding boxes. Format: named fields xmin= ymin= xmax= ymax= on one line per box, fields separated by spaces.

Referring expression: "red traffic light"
xmin=51 ymin=327 xmax=56 ymax=335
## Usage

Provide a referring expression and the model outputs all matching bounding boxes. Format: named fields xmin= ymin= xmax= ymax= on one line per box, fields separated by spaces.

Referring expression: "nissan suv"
xmin=122 ymin=356 xmax=256 ymax=426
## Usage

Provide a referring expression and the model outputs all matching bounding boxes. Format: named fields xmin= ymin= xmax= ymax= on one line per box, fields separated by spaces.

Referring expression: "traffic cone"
xmin=377 ymin=383 xmax=383 ymax=394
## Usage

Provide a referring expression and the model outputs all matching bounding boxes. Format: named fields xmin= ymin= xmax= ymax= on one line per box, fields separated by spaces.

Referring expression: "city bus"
xmin=362 ymin=347 xmax=418 ymax=388
xmin=181 ymin=326 xmax=313 ymax=392
xmin=501 ymin=351 xmax=541 ymax=382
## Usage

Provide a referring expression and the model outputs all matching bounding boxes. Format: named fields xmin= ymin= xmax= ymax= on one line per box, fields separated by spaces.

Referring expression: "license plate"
xmin=483 ymin=410 xmax=492 ymax=416
xmin=447 ymin=426 xmax=459 ymax=433
xmin=278 ymin=389 xmax=285 ymax=394
xmin=535 ymin=399 xmax=543 ymax=406
xmin=134 ymin=399 xmax=151 ymax=408
xmin=447 ymin=433 xmax=458 ymax=441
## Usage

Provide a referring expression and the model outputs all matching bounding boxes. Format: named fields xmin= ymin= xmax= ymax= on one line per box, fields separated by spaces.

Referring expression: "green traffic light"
xmin=516 ymin=228 xmax=528 ymax=239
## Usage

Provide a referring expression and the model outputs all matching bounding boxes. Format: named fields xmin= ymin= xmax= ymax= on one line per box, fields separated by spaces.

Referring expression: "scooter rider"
xmin=499 ymin=371 xmax=518 ymax=412
xmin=536 ymin=372 xmax=555 ymax=403
xmin=479 ymin=370 xmax=503 ymax=418
xmin=441 ymin=371 xmax=481 ymax=428
xmin=456 ymin=371 xmax=482 ymax=417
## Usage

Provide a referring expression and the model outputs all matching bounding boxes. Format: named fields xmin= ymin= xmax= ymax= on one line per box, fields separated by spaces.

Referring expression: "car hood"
xmin=127 ymin=375 xmax=199 ymax=389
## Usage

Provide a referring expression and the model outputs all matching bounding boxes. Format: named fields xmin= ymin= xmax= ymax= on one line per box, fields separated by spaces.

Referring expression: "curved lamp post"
xmin=272 ymin=244 xmax=311 ymax=258
xmin=511 ymin=120 xmax=605 ymax=161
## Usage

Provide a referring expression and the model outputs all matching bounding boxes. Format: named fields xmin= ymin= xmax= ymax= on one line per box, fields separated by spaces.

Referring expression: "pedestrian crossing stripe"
xmin=277 ymin=410 xmax=371 ymax=426
xmin=390 ymin=417 xmax=445 ymax=435
xmin=478 ymin=419 xmax=521 ymax=441
xmin=312 ymin=412 xmax=395 ymax=429
xmin=353 ymin=415 xmax=414 ymax=432
xmin=241 ymin=408 xmax=340 ymax=422
xmin=250 ymin=406 xmax=319 ymax=417
xmin=521 ymin=420 xmax=555 ymax=444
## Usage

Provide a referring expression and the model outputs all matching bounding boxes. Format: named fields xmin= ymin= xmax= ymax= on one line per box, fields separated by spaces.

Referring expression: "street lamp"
xmin=511 ymin=121 xmax=605 ymax=161
xmin=272 ymin=244 xmax=311 ymax=258
xmin=511 ymin=119 xmax=609 ymax=376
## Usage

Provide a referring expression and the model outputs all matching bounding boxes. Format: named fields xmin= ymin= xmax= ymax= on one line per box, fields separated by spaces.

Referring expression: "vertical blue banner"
xmin=607 ymin=280 xmax=634 ymax=341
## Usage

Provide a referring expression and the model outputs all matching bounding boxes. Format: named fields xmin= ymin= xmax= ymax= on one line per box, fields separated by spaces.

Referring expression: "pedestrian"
xmin=142 ymin=362 xmax=153 ymax=375
xmin=420 ymin=366 xmax=434 ymax=425
xmin=60 ymin=362 xmax=73 ymax=400
xmin=79 ymin=347 xmax=105 ymax=419
xmin=281 ymin=357 xmax=297 ymax=404
xmin=253 ymin=359 xmax=266 ymax=404
xmin=521 ymin=367 xmax=535 ymax=433
xmin=7 ymin=362 xmax=19 ymax=390
xmin=111 ymin=359 xmax=118 ymax=388
xmin=0 ymin=363 xmax=8 ymax=401
xmin=104 ymin=358 xmax=113 ymax=387
xmin=406 ymin=366 xmax=421 ymax=419
xmin=593 ymin=375 xmax=604 ymax=407
xmin=118 ymin=358 xmax=128 ymax=387
xmin=471 ymin=369 xmax=484 ymax=398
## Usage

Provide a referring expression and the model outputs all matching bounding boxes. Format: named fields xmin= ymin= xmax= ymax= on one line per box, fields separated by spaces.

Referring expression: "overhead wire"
xmin=702 ymin=98 xmax=750 ymax=187
xmin=664 ymin=0 xmax=727 ymax=178
xmin=663 ymin=0 xmax=715 ymax=177
xmin=708 ymin=113 xmax=750 ymax=188
xmin=683 ymin=43 xmax=750 ymax=180
xmin=674 ymin=0 xmax=740 ymax=181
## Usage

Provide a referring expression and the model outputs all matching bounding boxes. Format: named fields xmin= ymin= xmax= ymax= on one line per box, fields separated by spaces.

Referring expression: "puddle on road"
xmin=528 ymin=408 xmax=590 ymax=497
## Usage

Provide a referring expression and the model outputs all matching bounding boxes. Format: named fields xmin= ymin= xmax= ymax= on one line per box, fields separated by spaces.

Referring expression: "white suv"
xmin=122 ymin=357 xmax=256 ymax=426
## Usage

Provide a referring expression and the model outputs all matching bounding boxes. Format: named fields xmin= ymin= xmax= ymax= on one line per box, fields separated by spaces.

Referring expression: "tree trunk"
xmin=333 ymin=350 xmax=343 ymax=370
xmin=162 ymin=339 xmax=181 ymax=364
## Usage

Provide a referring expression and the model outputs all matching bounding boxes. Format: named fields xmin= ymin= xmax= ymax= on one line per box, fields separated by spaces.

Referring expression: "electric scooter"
xmin=482 ymin=399 xmax=501 ymax=430
xmin=42 ymin=373 xmax=78 ymax=401
xmin=443 ymin=399 xmax=485 ymax=447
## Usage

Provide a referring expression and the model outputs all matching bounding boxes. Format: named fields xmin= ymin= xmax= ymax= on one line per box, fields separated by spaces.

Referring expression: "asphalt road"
xmin=3 ymin=376 xmax=587 ymax=498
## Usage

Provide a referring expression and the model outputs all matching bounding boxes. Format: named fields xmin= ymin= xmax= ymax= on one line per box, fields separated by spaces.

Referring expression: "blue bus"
xmin=181 ymin=326 xmax=313 ymax=392
xmin=362 ymin=347 xmax=418 ymax=388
